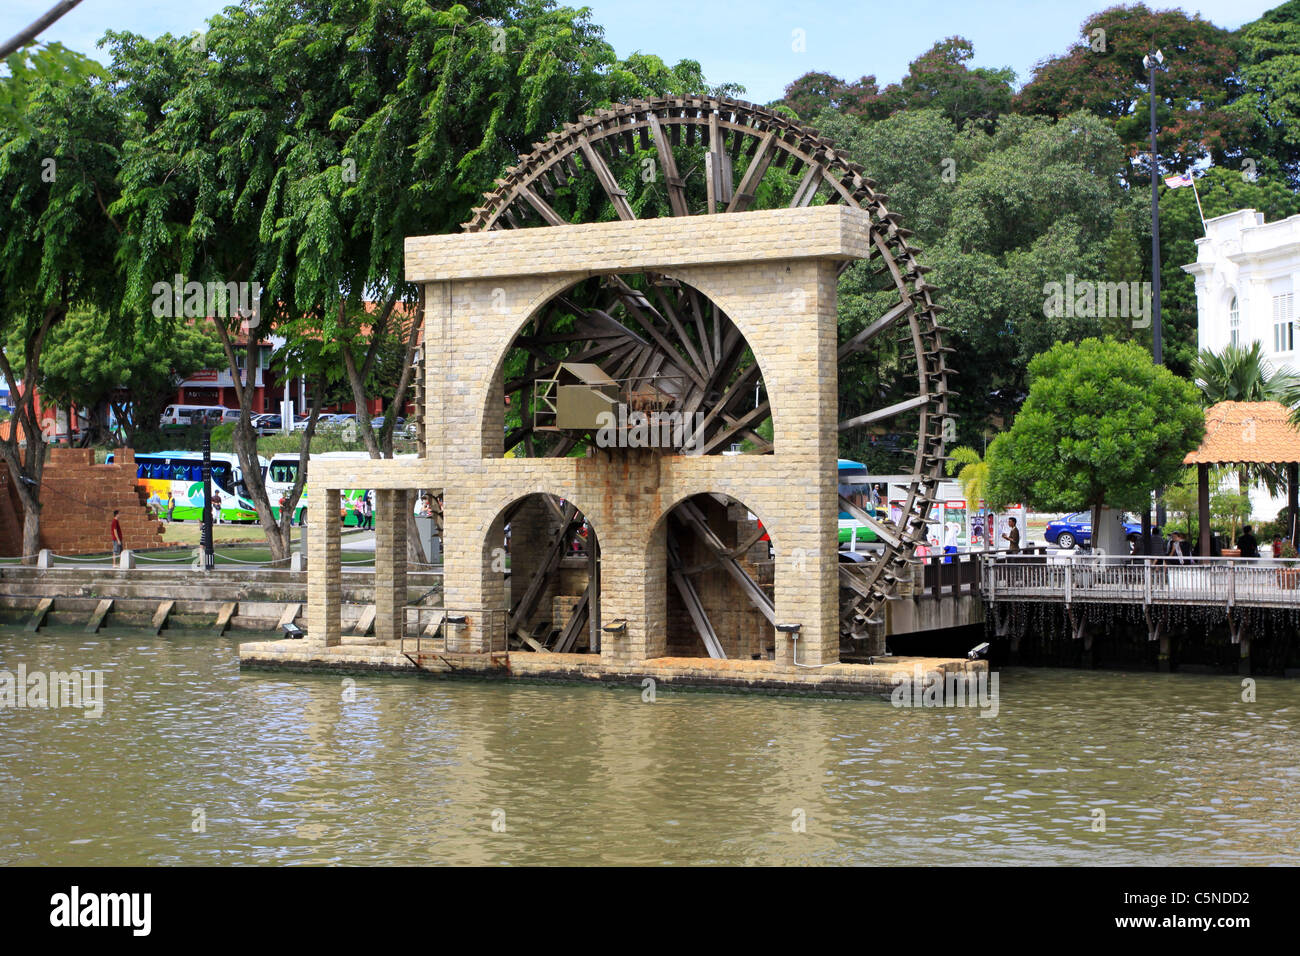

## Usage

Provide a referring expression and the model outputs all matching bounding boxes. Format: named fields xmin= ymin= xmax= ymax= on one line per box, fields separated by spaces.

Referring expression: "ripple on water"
xmin=2 ymin=629 xmax=1300 ymax=865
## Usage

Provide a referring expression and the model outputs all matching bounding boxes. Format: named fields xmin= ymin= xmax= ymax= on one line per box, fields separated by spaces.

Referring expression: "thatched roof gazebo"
xmin=1183 ymin=401 xmax=1300 ymax=555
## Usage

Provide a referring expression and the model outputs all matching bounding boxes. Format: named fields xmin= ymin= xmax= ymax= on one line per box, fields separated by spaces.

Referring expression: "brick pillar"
xmin=600 ymin=499 xmax=665 ymax=665
xmin=442 ymin=500 xmax=507 ymax=653
xmin=374 ymin=489 xmax=408 ymax=643
xmin=306 ymin=486 xmax=341 ymax=647
xmin=771 ymin=259 xmax=840 ymax=666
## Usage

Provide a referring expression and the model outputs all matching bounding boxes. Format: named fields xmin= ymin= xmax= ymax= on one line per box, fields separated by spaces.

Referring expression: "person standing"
xmin=1001 ymin=516 xmax=1021 ymax=554
xmin=167 ymin=492 xmax=175 ymax=523
xmin=110 ymin=510 xmax=123 ymax=564
xmin=1239 ymin=525 xmax=1260 ymax=559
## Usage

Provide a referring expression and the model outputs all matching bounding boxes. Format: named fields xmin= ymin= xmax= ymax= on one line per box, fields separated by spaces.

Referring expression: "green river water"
xmin=1 ymin=626 xmax=1298 ymax=866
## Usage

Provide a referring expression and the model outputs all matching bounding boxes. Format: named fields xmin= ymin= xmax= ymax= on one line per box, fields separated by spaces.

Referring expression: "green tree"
xmin=945 ymin=445 xmax=992 ymax=508
xmin=1231 ymin=0 xmax=1300 ymax=186
xmin=1015 ymin=4 xmax=1248 ymax=183
xmin=31 ymin=309 xmax=226 ymax=446
xmin=0 ymin=71 xmax=122 ymax=559
xmin=987 ymin=337 xmax=1205 ymax=536
xmin=876 ymin=37 xmax=1014 ymax=131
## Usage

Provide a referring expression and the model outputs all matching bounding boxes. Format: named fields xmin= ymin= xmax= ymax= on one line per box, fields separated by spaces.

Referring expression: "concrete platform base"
xmin=238 ymin=637 xmax=985 ymax=699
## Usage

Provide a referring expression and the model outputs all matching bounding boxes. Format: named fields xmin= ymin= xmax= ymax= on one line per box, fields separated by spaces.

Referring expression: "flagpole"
xmin=1191 ymin=177 xmax=1207 ymax=235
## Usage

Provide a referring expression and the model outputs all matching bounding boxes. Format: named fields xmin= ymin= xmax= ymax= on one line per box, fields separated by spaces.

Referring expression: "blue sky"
xmin=1 ymin=0 xmax=1285 ymax=102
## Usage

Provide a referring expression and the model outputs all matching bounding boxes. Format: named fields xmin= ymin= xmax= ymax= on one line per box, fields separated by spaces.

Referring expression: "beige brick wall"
xmin=312 ymin=207 xmax=848 ymax=664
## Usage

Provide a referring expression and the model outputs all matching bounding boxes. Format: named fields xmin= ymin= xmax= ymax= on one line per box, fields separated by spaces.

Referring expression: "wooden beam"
xmin=553 ymin=588 xmax=590 ymax=653
xmin=668 ymin=531 xmax=726 ymax=658
xmin=838 ymin=394 xmax=931 ymax=432
xmin=579 ymin=138 xmax=635 ymax=221
xmin=838 ymin=300 xmax=912 ymax=360
xmin=726 ymin=130 xmax=776 ymax=213
xmin=674 ymin=501 xmax=775 ymax=623
xmin=647 ymin=112 xmax=690 ymax=217
xmin=519 ymin=185 xmax=569 ymax=226
xmin=26 ymin=597 xmax=52 ymax=632
xmin=838 ymin=496 xmax=902 ymax=549
xmin=150 ymin=600 xmax=174 ymax=636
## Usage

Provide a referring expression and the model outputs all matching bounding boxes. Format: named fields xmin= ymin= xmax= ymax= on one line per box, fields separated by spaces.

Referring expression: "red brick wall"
xmin=0 ymin=448 xmax=167 ymax=557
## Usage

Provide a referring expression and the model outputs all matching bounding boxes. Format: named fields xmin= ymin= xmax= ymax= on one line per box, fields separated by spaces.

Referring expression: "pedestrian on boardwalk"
xmin=1001 ymin=516 xmax=1020 ymax=554
xmin=1239 ymin=525 xmax=1260 ymax=559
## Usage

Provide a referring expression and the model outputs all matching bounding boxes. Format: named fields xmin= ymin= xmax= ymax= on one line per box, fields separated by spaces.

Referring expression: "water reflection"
xmin=1 ymin=628 xmax=1298 ymax=865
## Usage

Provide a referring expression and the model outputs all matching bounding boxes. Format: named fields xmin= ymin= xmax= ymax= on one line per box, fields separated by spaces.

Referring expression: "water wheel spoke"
xmin=578 ymin=137 xmax=635 ymax=221
xmin=838 ymin=394 xmax=930 ymax=432
xmin=519 ymin=185 xmax=568 ymax=226
xmin=726 ymin=130 xmax=775 ymax=213
xmin=838 ymin=495 xmax=902 ymax=549
xmin=646 ymin=111 xmax=690 ymax=217
xmin=838 ymin=299 xmax=912 ymax=360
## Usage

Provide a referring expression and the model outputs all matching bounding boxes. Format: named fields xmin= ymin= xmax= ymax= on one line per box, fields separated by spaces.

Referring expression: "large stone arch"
xmin=472 ymin=267 xmax=781 ymax=460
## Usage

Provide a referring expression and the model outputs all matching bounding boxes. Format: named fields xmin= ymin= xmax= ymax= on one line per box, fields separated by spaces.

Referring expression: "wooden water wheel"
xmin=466 ymin=96 xmax=954 ymax=645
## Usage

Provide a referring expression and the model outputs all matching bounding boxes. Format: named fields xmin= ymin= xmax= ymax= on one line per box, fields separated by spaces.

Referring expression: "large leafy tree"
xmin=1232 ymin=0 xmax=1300 ymax=186
xmin=819 ymin=107 xmax=1127 ymax=455
xmin=108 ymin=0 xmax=725 ymax=559
xmin=1015 ymin=4 xmax=1248 ymax=183
xmin=0 ymin=72 xmax=123 ymax=559
xmin=987 ymin=337 xmax=1205 ymax=534
xmin=778 ymin=36 xmax=1012 ymax=129
xmin=30 ymin=309 xmax=226 ymax=446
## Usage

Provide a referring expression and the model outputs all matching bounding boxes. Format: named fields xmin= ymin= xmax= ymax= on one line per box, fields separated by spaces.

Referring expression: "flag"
xmin=1164 ymin=174 xmax=1194 ymax=188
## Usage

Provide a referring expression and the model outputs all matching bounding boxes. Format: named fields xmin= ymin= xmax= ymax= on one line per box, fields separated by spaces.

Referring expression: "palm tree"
xmin=1191 ymin=341 xmax=1300 ymax=404
xmin=1191 ymin=341 xmax=1300 ymax=496
xmin=946 ymin=445 xmax=993 ymax=549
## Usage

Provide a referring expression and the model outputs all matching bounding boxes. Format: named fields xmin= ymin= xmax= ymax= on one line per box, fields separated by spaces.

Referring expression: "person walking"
xmin=212 ymin=491 xmax=223 ymax=524
xmin=166 ymin=492 xmax=175 ymax=523
xmin=110 ymin=510 xmax=123 ymax=565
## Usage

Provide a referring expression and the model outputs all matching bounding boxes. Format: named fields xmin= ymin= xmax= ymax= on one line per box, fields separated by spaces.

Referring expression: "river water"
xmin=1 ymin=626 xmax=1298 ymax=866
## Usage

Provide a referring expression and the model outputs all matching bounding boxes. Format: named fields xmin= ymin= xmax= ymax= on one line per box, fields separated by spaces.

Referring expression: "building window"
xmin=1273 ymin=293 xmax=1294 ymax=353
xmin=1229 ymin=296 xmax=1240 ymax=346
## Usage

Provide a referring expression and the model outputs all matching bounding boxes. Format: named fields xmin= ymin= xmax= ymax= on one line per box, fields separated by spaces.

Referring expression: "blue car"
xmin=1044 ymin=512 xmax=1157 ymax=549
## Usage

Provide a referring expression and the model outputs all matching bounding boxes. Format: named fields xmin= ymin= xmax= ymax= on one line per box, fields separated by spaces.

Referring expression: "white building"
xmin=1184 ymin=207 xmax=1300 ymax=521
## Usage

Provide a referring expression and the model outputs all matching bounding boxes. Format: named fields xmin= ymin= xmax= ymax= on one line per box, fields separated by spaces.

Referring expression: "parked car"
xmin=254 ymin=414 xmax=282 ymax=436
xmin=370 ymin=415 xmax=405 ymax=430
xmin=1045 ymin=512 xmax=1159 ymax=549
xmin=319 ymin=413 xmax=358 ymax=431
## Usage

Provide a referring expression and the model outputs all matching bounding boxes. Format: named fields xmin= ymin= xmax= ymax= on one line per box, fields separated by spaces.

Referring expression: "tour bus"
xmin=265 ymin=452 xmax=418 ymax=526
xmin=158 ymin=405 xmax=231 ymax=430
xmin=108 ymin=450 xmax=268 ymax=522
xmin=838 ymin=459 xmax=881 ymax=548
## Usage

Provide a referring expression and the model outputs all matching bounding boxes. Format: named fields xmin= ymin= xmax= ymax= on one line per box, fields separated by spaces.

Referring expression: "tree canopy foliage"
xmin=987 ymin=338 xmax=1205 ymax=514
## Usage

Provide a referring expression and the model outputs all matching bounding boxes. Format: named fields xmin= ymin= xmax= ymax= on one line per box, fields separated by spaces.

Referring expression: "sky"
xmin=1 ymin=0 xmax=1286 ymax=102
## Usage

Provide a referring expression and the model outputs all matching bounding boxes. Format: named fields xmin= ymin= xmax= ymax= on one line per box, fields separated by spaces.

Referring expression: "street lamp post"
xmin=1143 ymin=48 xmax=1169 ymax=550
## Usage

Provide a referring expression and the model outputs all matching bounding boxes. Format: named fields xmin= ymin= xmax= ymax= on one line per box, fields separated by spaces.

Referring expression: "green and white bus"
xmin=266 ymin=452 xmax=417 ymax=526
xmin=838 ymin=459 xmax=882 ymax=548
xmin=110 ymin=450 xmax=268 ymax=522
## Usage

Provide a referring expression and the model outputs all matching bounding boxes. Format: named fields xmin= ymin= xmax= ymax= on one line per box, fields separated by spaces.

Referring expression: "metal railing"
xmin=983 ymin=553 xmax=1300 ymax=608
xmin=400 ymin=606 xmax=509 ymax=659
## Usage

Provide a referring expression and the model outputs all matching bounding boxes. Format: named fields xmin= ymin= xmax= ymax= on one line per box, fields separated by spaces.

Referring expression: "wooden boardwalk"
xmin=982 ymin=554 xmax=1300 ymax=610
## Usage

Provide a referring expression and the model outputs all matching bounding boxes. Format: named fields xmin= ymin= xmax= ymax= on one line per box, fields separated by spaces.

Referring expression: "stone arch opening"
xmin=649 ymin=491 xmax=777 ymax=661
xmin=488 ymin=271 xmax=773 ymax=461
xmin=487 ymin=492 xmax=601 ymax=654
